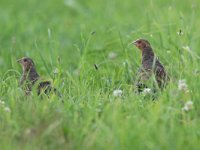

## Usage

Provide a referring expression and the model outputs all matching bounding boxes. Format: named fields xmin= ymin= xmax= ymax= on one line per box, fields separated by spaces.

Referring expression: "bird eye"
xmin=24 ymin=59 xmax=27 ymax=62
xmin=138 ymin=41 xmax=141 ymax=44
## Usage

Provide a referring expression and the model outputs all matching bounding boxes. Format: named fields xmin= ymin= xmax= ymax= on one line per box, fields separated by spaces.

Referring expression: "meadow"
xmin=0 ymin=0 xmax=200 ymax=149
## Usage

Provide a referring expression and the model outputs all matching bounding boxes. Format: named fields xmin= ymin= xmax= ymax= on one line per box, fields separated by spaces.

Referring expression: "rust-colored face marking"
xmin=133 ymin=39 xmax=151 ymax=50
xmin=17 ymin=57 xmax=35 ymax=71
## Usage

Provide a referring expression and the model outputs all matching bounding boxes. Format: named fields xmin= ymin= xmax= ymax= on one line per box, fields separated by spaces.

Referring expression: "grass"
xmin=0 ymin=0 xmax=200 ymax=149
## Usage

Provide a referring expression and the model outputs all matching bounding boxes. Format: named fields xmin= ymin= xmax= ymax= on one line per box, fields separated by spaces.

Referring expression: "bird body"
xmin=18 ymin=57 xmax=58 ymax=96
xmin=133 ymin=39 xmax=169 ymax=92
xmin=20 ymin=66 xmax=39 ymax=93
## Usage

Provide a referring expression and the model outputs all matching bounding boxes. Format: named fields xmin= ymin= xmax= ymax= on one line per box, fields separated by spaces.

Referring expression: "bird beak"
xmin=17 ymin=58 xmax=22 ymax=63
xmin=128 ymin=40 xmax=138 ymax=46
xmin=132 ymin=40 xmax=140 ymax=48
xmin=132 ymin=40 xmax=137 ymax=45
xmin=128 ymin=41 xmax=136 ymax=47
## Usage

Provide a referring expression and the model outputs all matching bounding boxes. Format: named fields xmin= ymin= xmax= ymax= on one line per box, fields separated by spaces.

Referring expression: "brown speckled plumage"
xmin=133 ymin=39 xmax=169 ymax=92
xmin=18 ymin=57 xmax=58 ymax=96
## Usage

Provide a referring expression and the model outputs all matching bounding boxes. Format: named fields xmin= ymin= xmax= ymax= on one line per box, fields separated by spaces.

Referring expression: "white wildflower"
xmin=166 ymin=50 xmax=171 ymax=54
xmin=142 ymin=88 xmax=151 ymax=95
xmin=98 ymin=102 xmax=103 ymax=106
xmin=182 ymin=46 xmax=192 ymax=52
xmin=4 ymin=107 xmax=11 ymax=113
xmin=73 ymin=69 xmax=80 ymax=76
xmin=64 ymin=0 xmax=76 ymax=7
xmin=53 ymin=68 xmax=59 ymax=74
xmin=108 ymin=52 xmax=117 ymax=59
xmin=113 ymin=89 xmax=123 ymax=97
xmin=123 ymin=60 xmax=129 ymax=67
xmin=0 ymin=100 xmax=5 ymax=106
xmin=96 ymin=108 xmax=102 ymax=113
xmin=182 ymin=100 xmax=193 ymax=111
xmin=178 ymin=80 xmax=188 ymax=91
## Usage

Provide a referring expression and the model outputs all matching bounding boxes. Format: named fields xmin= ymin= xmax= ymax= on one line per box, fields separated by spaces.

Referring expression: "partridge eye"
xmin=138 ymin=41 xmax=141 ymax=44
xmin=24 ymin=59 xmax=27 ymax=62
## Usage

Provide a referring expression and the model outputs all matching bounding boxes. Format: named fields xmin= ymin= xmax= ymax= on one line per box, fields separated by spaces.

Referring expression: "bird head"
xmin=17 ymin=57 xmax=35 ymax=71
xmin=132 ymin=39 xmax=151 ymax=50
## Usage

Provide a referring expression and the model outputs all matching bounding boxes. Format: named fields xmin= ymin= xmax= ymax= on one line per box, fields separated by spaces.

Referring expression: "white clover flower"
xmin=64 ymin=0 xmax=76 ymax=7
xmin=4 ymin=107 xmax=11 ymax=113
xmin=142 ymin=88 xmax=151 ymax=95
xmin=178 ymin=80 xmax=188 ymax=91
xmin=108 ymin=52 xmax=117 ymax=59
xmin=96 ymin=108 xmax=102 ymax=113
xmin=113 ymin=89 xmax=123 ymax=97
xmin=182 ymin=46 xmax=192 ymax=52
xmin=182 ymin=100 xmax=193 ymax=111
xmin=73 ymin=69 xmax=80 ymax=76
xmin=98 ymin=102 xmax=103 ymax=106
xmin=0 ymin=100 xmax=5 ymax=106
xmin=166 ymin=50 xmax=171 ymax=54
xmin=53 ymin=68 xmax=59 ymax=74
xmin=123 ymin=60 xmax=129 ymax=67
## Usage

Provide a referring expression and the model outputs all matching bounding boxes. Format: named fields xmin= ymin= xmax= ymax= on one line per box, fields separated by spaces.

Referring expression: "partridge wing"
xmin=155 ymin=63 xmax=169 ymax=89
xmin=37 ymin=81 xmax=52 ymax=95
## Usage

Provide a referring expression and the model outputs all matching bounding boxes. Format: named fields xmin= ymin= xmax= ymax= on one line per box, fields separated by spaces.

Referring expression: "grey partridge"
xmin=132 ymin=39 xmax=169 ymax=93
xmin=17 ymin=57 xmax=59 ymax=96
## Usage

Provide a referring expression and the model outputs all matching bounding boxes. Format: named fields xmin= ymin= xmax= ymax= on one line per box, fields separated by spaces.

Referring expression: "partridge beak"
xmin=128 ymin=40 xmax=137 ymax=47
xmin=132 ymin=40 xmax=137 ymax=45
xmin=17 ymin=58 xmax=22 ymax=63
xmin=132 ymin=40 xmax=140 ymax=47
xmin=128 ymin=40 xmax=137 ymax=46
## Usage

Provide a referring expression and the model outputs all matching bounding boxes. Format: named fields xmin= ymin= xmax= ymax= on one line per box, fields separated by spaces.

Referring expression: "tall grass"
xmin=0 ymin=0 xmax=200 ymax=149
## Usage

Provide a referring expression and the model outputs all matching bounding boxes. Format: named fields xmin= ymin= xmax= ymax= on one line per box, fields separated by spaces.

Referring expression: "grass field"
xmin=0 ymin=0 xmax=200 ymax=149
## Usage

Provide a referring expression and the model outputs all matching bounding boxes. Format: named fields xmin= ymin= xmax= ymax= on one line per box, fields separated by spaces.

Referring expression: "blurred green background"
xmin=0 ymin=0 xmax=200 ymax=149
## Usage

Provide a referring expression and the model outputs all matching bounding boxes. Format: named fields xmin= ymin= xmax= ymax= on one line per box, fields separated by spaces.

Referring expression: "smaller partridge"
xmin=18 ymin=57 xmax=59 ymax=96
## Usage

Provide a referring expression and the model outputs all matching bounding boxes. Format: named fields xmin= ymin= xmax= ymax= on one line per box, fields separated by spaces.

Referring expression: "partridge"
xmin=17 ymin=57 xmax=59 ymax=96
xmin=132 ymin=39 xmax=169 ymax=92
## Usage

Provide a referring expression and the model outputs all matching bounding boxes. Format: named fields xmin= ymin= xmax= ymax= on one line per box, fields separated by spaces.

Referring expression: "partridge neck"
xmin=23 ymin=67 xmax=39 ymax=79
xmin=142 ymin=47 xmax=155 ymax=64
